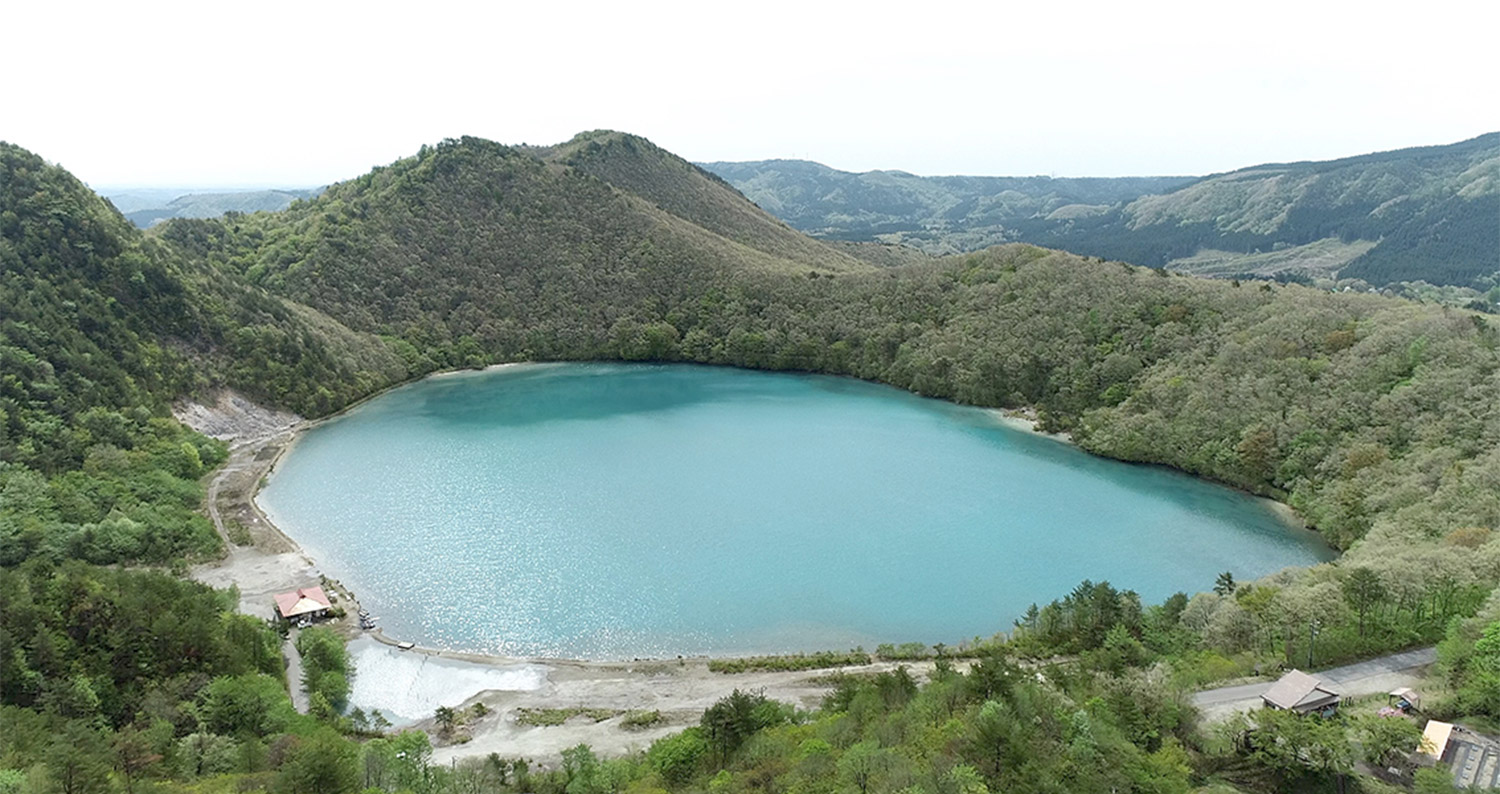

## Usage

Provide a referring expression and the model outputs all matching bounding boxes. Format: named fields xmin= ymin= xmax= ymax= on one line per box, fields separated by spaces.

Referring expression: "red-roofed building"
xmin=273 ymin=586 xmax=332 ymax=621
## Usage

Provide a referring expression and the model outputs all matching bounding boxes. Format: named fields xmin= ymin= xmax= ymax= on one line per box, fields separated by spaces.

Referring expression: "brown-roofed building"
xmin=1261 ymin=669 xmax=1341 ymax=716
xmin=273 ymin=586 xmax=332 ymax=621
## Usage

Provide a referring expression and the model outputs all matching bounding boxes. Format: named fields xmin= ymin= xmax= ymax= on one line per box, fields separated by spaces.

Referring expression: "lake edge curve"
xmin=250 ymin=361 xmax=1334 ymax=661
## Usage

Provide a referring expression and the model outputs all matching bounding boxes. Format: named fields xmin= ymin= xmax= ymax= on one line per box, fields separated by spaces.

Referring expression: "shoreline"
xmin=181 ymin=379 xmax=941 ymax=763
xmin=181 ymin=363 xmax=1331 ymax=760
xmin=989 ymin=407 xmax=1310 ymax=534
xmin=192 ymin=362 xmax=1323 ymax=657
xmin=991 ymin=407 xmax=1074 ymax=444
xmin=424 ymin=361 xmax=529 ymax=379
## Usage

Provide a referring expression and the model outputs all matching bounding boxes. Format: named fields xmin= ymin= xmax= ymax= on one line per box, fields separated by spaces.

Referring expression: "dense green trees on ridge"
xmin=2 ymin=133 xmax=1498 ymax=792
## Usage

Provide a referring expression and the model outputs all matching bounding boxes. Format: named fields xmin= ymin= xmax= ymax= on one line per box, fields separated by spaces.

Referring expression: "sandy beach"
xmin=991 ymin=407 xmax=1074 ymax=443
xmin=178 ymin=387 xmax=940 ymax=764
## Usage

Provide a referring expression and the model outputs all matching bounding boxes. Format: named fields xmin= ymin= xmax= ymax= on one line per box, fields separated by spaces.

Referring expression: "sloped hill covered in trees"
xmin=0 ymin=141 xmax=406 ymax=566
xmin=535 ymin=131 xmax=869 ymax=272
xmin=6 ymin=128 xmax=1494 ymax=579
xmin=160 ymin=136 xmax=878 ymax=372
xmin=1089 ymin=133 xmax=1500 ymax=286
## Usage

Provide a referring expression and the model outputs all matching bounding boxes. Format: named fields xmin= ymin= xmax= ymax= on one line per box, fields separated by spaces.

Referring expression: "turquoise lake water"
xmin=259 ymin=363 xmax=1333 ymax=659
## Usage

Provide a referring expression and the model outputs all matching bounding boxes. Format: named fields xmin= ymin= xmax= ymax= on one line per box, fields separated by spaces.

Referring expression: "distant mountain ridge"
xmin=704 ymin=133 xmax=1500 ymax=288
xmin=700 ymin=158 xmax=1192 ymax=253
xmin=105 ymin=187 xmax=322 ymax=228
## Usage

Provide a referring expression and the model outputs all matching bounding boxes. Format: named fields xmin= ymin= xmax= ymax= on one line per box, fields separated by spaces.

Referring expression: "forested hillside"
xmin=3 ymin=133 xmax=1499 ymax=793
xmin=157 ymin=136 xmax=875 ymax=373
xmin=707 ymin=133 xmax=1500 ymax=290
xmin=0 ymin=142 xmax=406 ymax=566
xmin=0 ymin=142 xmax=403 ymax=792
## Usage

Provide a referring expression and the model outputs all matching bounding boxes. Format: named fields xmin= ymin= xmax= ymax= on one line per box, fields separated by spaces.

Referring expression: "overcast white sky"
xmin=6 ymin=0 xmax=1497 ymax=187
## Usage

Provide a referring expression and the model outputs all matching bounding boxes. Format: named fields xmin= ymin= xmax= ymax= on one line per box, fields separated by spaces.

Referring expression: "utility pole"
xmin=1307 ymin=620 xmax=1320 ymax=668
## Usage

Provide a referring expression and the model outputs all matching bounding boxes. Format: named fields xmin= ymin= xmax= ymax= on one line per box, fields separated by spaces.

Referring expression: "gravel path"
xmin=284 ymin=633 xmax=309 ymax=713
xmin=180 ymin=391 xmax=323 ymax=705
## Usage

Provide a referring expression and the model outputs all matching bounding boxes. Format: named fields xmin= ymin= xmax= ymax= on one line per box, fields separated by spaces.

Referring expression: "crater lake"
xmin=259 ymin=363 xmax=1333 ymax=659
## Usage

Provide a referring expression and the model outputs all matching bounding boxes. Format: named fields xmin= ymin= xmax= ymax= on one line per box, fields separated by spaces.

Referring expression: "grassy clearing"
xmin=224 ymin=518 xmax=252 ymax=546
xmin=1165 ymin=237 xmax=1377 ymax=279
xmin=707 ymin=650 xmax=872 ymax=674
xmin=620 ymin=710 xmax=663 ymax=729
xmin=515 ymin=707 xmax=621 ymax=726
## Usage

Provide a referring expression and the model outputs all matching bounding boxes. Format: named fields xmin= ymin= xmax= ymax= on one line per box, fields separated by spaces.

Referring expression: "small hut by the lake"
xmin=273 ymin=586 xmax=332 ymax=622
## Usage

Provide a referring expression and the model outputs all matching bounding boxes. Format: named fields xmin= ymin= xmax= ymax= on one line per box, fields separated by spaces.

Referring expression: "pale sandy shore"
xmin=990 ymin=407 xmax=1074 ymax=444
xmin=424 ymin=361 xmax=527 ymax=379
xmin=177 ymin=387 xmax=941 ymax=763
xmin=407 ymin=651 xmax=948 ymax=764
xmin=180 ymin=390 xmax=320 ymax=620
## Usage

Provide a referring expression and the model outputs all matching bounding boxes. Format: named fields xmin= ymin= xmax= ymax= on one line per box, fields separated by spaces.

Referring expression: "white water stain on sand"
xmin=348 ymin=637 xmax=546 ymax=724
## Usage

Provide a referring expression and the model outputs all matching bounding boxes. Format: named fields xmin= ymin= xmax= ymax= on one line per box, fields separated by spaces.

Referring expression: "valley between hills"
xmin=703 ymin=132 xmax=1500 ymax=294
xmin=2 ymin=130 xmax=1499 ymax=792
